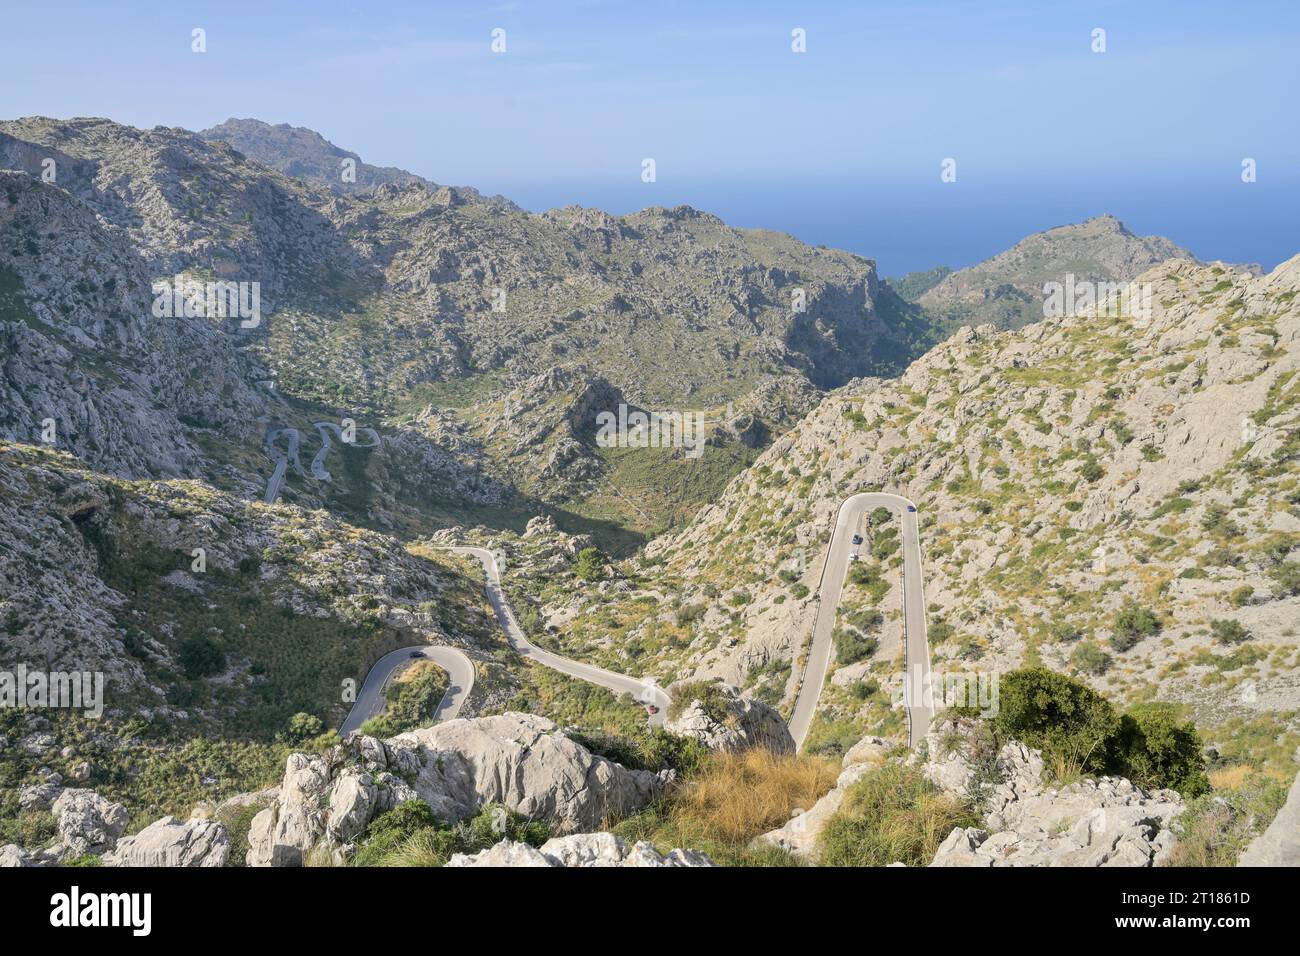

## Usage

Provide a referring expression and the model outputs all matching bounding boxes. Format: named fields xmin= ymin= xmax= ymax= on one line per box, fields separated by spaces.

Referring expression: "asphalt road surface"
xmin=338 ymin=501 xmax=931 ymax=748
xmin=786 ymin=493 xmax=934 ymax=751
xmin=339 ymin=645 xmax=475 ymax=737
xmin=450 ymin=546 xmax=672 ymax=722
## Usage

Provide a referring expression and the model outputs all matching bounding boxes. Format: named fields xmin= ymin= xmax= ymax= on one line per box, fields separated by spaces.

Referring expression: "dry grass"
xmin=614 ymin=747 xmax=839 ymax=865
xmin=670 ymin=748 xmax=839 ymax=844
xmin=1208 ymin=764 xmax=1254 ymax=790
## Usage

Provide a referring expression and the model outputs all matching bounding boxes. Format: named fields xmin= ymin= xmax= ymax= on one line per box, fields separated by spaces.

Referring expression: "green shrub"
xmin=834 ymin=628 xmax=878 ymax=666
xmin=1210 ymin=618 xmax=1250 ymax=645
xmin=1071 ymin=640 xmax=1111 ymax=675
xmin=177 ymin=635 xmax=225 ymax=679
xmin=1110 ymin=603 xmax=1160 ymax=651
xmin=993 ymin=667 xmax=1119 ymax=778
xmin=574 ymin=547 xmax=608 ymax=581
xmin=1110 ymin=703 xmax=1209 ymax=797
xmin=285 ymin=712 xmax=324 ymax=743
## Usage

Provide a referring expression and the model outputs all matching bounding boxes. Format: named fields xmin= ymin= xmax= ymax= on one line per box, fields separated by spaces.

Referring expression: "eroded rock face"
xmin=386 ymin=713 xmax=666 ymax=833
xmin=918 ymin=720 xmax=1184 ymax=868
xmin=51 ymin=788 xmax=129 ymax=858
xmin=664 ymin=683 xmax=795 ymax=755
xmin=103 ymin=816 xmax=230 ymax=867
xmin=246 ymin=713 xmax=666 ymax=866
xmin=1239 ymin=751 xmax=1300 ymax=866
xmin=0 ymin=844 xmax=31 ymax=867
xmin=445 ymin=834 xmax=715 ymax=868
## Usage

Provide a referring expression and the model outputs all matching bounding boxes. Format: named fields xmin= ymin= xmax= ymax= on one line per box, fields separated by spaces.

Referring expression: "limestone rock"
xmin=51 ymin=788 xmax=129 ymax=858
xmin=103 ymin=816 xmax=230 ymax=867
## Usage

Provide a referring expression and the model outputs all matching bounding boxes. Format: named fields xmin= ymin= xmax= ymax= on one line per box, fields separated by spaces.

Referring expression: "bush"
xmin=993 ymin=667 xmax=1119 ymax=778
xmin=1110 ymin=603 xmax=1160 ymax=651
xmin=666 ymin=679 xmax=731 ymax=722
xmin=574 ymin=547 xmax=607 ymax=581
xmin=1079 ymin=457 xmax=1104 ymax=482
xmin=1269 ymin=561 xmax=1300 ymax=597
xmin=1071 ymin=640 xmax=1111 ymax=675
xmin=1210 ymin=618 xmax=1250 ymax=645
xmin=790 ymin=583 xmax=810 ymax=600
xmin=818 ymin=763 xmax=977 ymax=866
xmin=1229 ymin=585 xmax=1254 ymax=608
xmin=1109 ymin=703 xmax=1209 ymax=797
xmin=177 ymin=635 xmax=225 ymax=679
xmin=834 ymin=628 xmax=878 ymax=666
xmin=285 ymin=712 xmax=324 ymax=743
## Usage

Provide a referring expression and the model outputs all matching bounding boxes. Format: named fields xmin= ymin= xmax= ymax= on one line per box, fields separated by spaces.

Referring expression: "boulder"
xmin=446 ymin=834 xmax=715 ymax=867
xmin=247 ymin=713 xmax=666 ymax=865
xmin=103 ymin=816 xmax=230 ymax=867
xmin=51 ymin=788 xmax=129 ymax=857
xmin=665 ymin=682 xmax=794 ymax=754
xmin=0 ymin=844 xmax=31 ymax=868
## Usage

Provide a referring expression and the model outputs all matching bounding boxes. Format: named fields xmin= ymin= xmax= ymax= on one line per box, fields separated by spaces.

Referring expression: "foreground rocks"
xmin=246 ymin=712 xmax=669 ymax=866
xmin=446 ymin=833 xmax=714 ymax=868
xmin=1239 ymin=750 xmax=1300 ymax=866
xmin=664 ymin=682 xmax=795 ymax=755
xmin=103 ymin=816 xmax=231 ymax=867
xmin=51 ymin=788 xmax=130 ymax=858
xmin=920 ymin=719 xmax=1184 ymax=868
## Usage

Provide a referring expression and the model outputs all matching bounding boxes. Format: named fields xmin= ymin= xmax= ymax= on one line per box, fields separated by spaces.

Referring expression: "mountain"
xmin=519 ymin=255 xmax=1300 ymax=755
xmin=0 ymin=116 xmax=933 ymax=538
xmin=198 ymin=118 xmax=431 ymax=195
xmin=907 ymin=214 xmax=1199 ymax=330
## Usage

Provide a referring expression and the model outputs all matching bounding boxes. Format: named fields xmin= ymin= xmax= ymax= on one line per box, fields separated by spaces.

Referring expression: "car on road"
xmin=646 ymin=705 xmax=660 ymax=716
xmin=849 ymin=551 xmax=859 ymax=562
xmin=409 ymin=651 xmax=423 ymax=659
xmin=907 ymin=505 xmax=917 ymax=512
xmin=851 ymin=534 xmax=863 ymax=545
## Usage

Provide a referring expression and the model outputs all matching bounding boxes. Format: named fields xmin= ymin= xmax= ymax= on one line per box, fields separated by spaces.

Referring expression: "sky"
xmin=3 ymin=0 xmax=1298 ymax=274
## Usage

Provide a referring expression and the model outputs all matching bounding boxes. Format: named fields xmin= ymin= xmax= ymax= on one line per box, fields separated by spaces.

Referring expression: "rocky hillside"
xmin=199 ymin=118 xmax=433 ymax=195
xmin=908 ymin=214 xmax=1199 ymax=330
xmin=0 ymin=115 xmax=932 ymax=532
xmin=0 ymin=441 xmax=496 ymax=734
xmin=521 ymin=255 xmax=1300 ymax=758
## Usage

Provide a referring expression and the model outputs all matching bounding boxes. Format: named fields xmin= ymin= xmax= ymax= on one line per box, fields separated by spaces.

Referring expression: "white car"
xmin=848 ymin=551 xmax=859 ymax=562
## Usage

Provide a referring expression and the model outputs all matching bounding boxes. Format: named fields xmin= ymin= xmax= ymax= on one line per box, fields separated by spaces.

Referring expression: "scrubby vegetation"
xmin=818 ymin=763 xmax=977 ymax=866
xmin=352 ymin=800 xmax=550 ymax=867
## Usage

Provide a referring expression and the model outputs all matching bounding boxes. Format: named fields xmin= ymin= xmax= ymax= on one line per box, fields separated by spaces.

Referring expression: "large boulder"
xmin=664 ymin=682 xmax=794 ymax=754
xmin=247 ymin=713 xmax=666 ymax=866
xmin=50 ymin=788 xmax=129 ymax=858
xmin=446 ymin=834 xmax=715 ymax=867
xmin=103 ymin=816 xmax=230 ymax=867
xmin=386 ymin=713 xmax=666 ymax=832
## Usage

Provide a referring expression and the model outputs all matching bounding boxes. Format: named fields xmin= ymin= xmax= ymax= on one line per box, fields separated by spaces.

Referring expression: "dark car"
xmin=907 ymin=505 xmax=917 ymax=513
xmin=409 ymin=651 xmax=423 ymax=659
xmin=851 ymin=534 xmax=863 ymax=545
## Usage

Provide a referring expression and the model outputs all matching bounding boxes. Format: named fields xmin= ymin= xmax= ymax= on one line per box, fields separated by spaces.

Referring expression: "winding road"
xmin=338 ymin=500 xmax=933 ymax=751
xmin=263 ymin=422 xmax=381 ymax=503
xmin=339 ymin=645 xmax=476 ymax=737
xmin=786 ymin=493 xmax=934 ymax=751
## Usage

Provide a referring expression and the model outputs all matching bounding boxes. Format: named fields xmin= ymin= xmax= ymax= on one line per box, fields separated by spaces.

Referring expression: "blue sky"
xmin=3 ymin=0 xmax=1298 ymax=273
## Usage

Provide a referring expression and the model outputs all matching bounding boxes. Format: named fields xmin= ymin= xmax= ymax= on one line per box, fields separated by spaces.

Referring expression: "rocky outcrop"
xmin=1239 ymin=752 xmax=1300 ymax=866
xmin=50 ymin=788 xmax=129 ymax=858
xmin=103 ymin=816 xmax=231 ymax=867
xmin=0 ymin=844 xmax=31 ymax=867
xmin=918 ymin=720 xmax=1184 ymax=868
xmin=246 ymin=713 xmax=667 ymax=866
xmin=665 ymin=682 xmax=795 ymax=755
xmin=446 ymin=833 xmax=715 ymax=868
